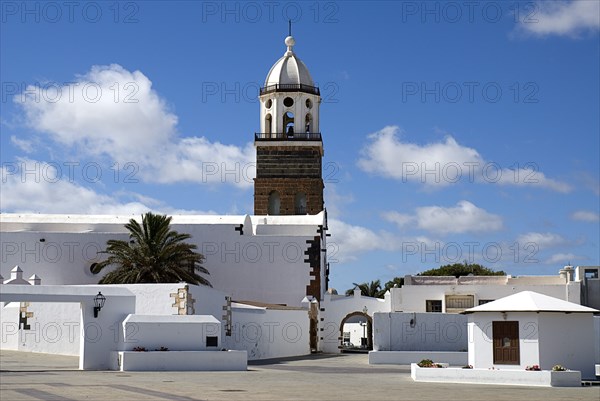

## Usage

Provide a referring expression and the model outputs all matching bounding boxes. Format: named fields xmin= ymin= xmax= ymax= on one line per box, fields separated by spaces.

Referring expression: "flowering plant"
xmin=552 ymin=365 xmax=567 ymax=371
xmin=525 ymin=365 xmax=541 ymax=371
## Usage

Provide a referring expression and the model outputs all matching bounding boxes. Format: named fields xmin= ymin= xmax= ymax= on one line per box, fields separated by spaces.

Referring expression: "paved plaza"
xmin=1 ymin=350 xmax=598 ymax=401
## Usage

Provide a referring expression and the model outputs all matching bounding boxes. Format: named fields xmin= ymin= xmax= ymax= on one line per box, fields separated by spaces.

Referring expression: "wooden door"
xmin=492 ymin=321 xmax=520 ymax=364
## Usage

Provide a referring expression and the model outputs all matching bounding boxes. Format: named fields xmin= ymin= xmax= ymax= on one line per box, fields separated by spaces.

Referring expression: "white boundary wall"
xmin=1 ymin=284 xmax=230 ymax=356
xmin=373 ymin=312 xmax=467 ymax=352
xmin=223 ymin=306 xmax=310 ymax=360
xmin=319 ymin=291 xmax=390 ymax=353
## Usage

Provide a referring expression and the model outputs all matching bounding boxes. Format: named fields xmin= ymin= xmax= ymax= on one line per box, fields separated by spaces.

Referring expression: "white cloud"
xmin=571 ymin=210 xmax=600 ymax=222
xmin=0 ymin=160 xmax=214 ymax=215
xmin=358 ymin=126 xmax=570 ymax=192
xmin=10 ymin=135 xmax=35 ymax=153
xmin=515 ymin=0 xmax=600 ymax=37
xmin=516 ymin=232 xmax=568 ymax=249
xmin=324 ymin=184 xmax=354 ymax=218
xmin=381 ymin=211 xmax=415 ymax=228
xmin=15 ymin=64 xmax=255 ymax=188
xmin=495 ymin=167 xmax=572 ymax=193
xmin=328 ymin=218 xmax=434 ymax=263
xmin=358 ymin=126 xmax=482 ymax=186
xmin=384 ymin=201 xmax=503 ymax=235
xmin=545 ymin=253 xmax=582 ymax=265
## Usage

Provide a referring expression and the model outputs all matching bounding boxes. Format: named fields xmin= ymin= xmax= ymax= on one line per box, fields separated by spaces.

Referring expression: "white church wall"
xmin=1 ymin=231 xmax=126 ymax=285
xmin=373 ymin=312 xmax=467 ymax=352
xmin=467 ymin=312 xmax=540 ymax=371
xmin=222 ymin=306 xmax=310 ymax=360
xmin=1 ymin=214 xmax=326 ymax=307
xmin=537 ymin=313 xmax=596 ymax=379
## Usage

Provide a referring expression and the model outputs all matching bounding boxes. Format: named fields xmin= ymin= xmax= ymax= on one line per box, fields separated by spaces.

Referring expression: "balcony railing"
xmin=260 ymin=84 xmax=320 ymax=96
xmin=255 ymin=132 xmax=322 ymax=141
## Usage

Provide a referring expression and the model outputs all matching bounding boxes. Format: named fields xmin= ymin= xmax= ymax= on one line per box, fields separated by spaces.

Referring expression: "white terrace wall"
xmin=391 ymin=281 xmax=580 ymax=313
xmin=222 ymin=306 xmax=310 ymax=360
xmin=373 ymin=312 xmax=467 ymax=352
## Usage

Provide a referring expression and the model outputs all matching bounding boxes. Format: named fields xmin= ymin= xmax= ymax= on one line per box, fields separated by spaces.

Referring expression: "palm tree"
xmin=345 ymin=280 xmax=384 ymax=298
xmin=92 ymin=212 xmax=211 ymax=286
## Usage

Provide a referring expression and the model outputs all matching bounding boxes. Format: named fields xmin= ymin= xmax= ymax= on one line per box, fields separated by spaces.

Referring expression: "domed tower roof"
xmin=264 ymin=36 xmax=315 ymax=88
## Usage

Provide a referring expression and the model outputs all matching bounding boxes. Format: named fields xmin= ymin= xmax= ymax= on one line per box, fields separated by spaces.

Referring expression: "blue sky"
xmin=1 ymin=1 xmax=599 ymax=292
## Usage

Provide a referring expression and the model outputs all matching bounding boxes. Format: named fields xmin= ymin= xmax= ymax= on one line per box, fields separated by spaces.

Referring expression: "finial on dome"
xmin=285 ymin=35 xmax=295 ymax=54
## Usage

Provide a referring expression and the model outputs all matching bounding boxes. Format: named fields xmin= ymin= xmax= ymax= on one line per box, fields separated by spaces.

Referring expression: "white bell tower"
xmin=259 ymin=35 xmax=321 ymax=137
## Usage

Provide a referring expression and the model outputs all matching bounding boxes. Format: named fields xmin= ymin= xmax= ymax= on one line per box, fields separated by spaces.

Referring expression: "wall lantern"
xmin=93 ymin=292 xmax=106 ymax=318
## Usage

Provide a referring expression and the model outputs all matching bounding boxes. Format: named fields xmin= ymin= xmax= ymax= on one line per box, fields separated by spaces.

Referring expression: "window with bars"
xmin=445 ymin=295 xmax=474 ymax=310
xmin=426 ymin=300 xmax=442 ymax=312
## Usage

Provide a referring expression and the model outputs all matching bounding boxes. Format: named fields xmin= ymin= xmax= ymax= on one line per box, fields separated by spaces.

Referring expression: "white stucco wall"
xmin=319 ymin=291 xmax=391 ymax=353
xmin=342 ymin=322 xmax=367 ymax=346
xmin=595 ymin=316 xmax=600 ymax=365
xmin=0 ymin=285 xmax=136 ymax=370
xmin=1 ymin=302 xmax=81 ymax=356
xmin=0 ymin=284 xmax=229 ymax=357
xmin=222 ymin=306 xmax=310 ymax=360
xmin=468 ymin=312 xmax=540 ymax=371
xmin=373 ymin=312 xmax=467 ymax=352
xmin=122 ymin=314 xmax=221 ymax=351
xmin=1 ymin=213 xmax=327 ymax=307
xmin=391 ymin=282 xmax=580 ymax=313
xmin=537 ymin=313 xmax=596 ymax=379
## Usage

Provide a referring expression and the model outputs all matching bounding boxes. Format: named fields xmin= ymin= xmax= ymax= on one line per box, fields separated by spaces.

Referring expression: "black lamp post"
xmin=93 ymin=292 xmax=106 ymax=318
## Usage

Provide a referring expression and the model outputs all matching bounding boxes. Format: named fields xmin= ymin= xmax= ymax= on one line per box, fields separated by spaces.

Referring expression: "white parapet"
xmin=410 ymin=364 xmax=582 ymax=387
xmin=115 ymin=350 xmax=247 ymax=371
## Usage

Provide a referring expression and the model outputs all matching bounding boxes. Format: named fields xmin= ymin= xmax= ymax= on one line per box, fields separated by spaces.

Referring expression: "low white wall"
xmin=1 ymin=302 xmax=81 ymax=356
xmin=0 ymin=285 xmax=136 ymax=370
xmin=411 ymin=364 xmax=582 ymax=387
xmin=369 ymin=351 xmax=467 ymax=365
xmin=1 ymin=284 xmax=229 ymax=357
xmin=222 ymin=306 xmax=309 ymax=360
xmin=122 ymin=314 xmax=221 ymax=351
xmin=373 ymin=312 xmax=467 ymax=352
xmin=116 ymin=350 xmax=247 ymax=371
